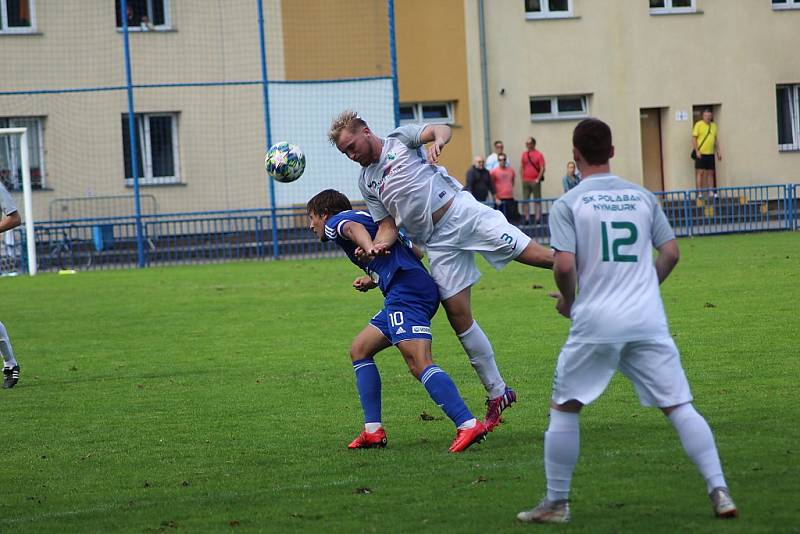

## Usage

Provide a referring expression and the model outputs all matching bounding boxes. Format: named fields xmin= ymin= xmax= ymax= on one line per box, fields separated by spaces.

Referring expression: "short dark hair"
xmin=573 ymin=118 xmax=612 ymax=165
xmin=703 ymin=107 xmax=713 ymax=114
xmin=306 ymin=189 xmax=353 ymax=217
xmin=493 ymin=140 xmax=503 ymax=146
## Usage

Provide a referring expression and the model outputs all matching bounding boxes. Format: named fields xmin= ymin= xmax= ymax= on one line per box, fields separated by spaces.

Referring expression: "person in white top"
xmin=517 ymin=118 xmax=737 ymax=523
xmin=484 ymin=140 xmax=504 ymax=172
xmin=329 ymin=110 xmax=553 ymax=431
xmin=0 ymin=182 xmax=21 ymax=389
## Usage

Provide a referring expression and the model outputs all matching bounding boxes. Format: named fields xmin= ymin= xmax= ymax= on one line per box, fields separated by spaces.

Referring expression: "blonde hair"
xmin=328 ymin=110 xmax=366 ymax=145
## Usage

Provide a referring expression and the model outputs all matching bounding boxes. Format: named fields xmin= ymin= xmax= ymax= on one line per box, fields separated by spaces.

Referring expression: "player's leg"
xmin=428 ymin=194 xmax=520 ymax=429
xmin=0 ymin=320 xmax=20 ymax=389
xmin=428 ymin=245 xmax=507 ymax=397
xmin=518 ymin=341 xmax=620 ymax=524
xmin=395 ymin=337 xmax=485 ymax=452
xmin=347 ymin=320 xmax=391 ymax=449
xmin=386 ymin=271 xmax=487 ymax=451
xmin=619 ymin=338 xmax=736 ymax=518
xmin=441 ymin=288 xmax=516 ymax=429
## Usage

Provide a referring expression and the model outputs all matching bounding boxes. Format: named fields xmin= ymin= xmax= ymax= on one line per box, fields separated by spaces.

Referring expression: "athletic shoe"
xmin=485 ymin=387 xmax=517 ymax=431
xmin=2 ymin=365 xmax=19 ymax=389
xmin=448 ymin=420 xmax=487 ymax=453
xmin=516 ymin=498 xmax=571 ymax=523
xmin=347 ymin=428 xmax=387 ymax=449
xmin=709 ymin=487 xmax=738 ymax=518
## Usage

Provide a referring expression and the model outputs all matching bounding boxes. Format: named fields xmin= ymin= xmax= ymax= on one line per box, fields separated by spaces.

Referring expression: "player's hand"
xmin=353 ymin=275 xmax=376 ymax=292
xmin=427 ymin=142 xmax=444 ymax=163
xmin=370 ymin=242 xmax=392 ymax=257
xmin=354 ymin=246 xmax=370 ymax=264
xmin=549 ymin=292 xmax=572 ymax=319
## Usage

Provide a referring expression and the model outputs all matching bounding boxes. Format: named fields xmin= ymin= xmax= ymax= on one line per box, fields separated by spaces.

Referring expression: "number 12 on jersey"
xmin=601 ymin=221 xmax=638 ymax=262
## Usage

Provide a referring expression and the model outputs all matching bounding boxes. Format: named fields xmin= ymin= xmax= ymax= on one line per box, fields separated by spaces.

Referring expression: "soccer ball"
xmin=265 ymin=142 xmax=306 ymax=183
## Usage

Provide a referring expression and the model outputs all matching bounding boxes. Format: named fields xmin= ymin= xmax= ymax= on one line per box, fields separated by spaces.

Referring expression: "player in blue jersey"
xmin=306 ymin=189 xmax=488 ymax=452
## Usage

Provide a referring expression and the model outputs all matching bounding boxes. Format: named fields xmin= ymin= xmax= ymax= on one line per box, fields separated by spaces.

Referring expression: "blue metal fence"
xmin=0 ymin=185 xmax=796 ymax=275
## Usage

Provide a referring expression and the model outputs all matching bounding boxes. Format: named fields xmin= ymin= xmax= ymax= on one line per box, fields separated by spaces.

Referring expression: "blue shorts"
xmin=370 ymin=268 xmax=439 ymax=345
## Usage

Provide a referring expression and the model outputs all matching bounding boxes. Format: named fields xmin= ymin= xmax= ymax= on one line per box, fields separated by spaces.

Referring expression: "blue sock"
xmin=352 ymin=358 xmax=381 ymax=424
xmin=419 ymin=365 xmax=473 ymax=427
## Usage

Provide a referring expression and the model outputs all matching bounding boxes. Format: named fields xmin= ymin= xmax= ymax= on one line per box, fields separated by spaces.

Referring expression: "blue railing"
xmin=0 ymin=185 xmax=796 ymax=275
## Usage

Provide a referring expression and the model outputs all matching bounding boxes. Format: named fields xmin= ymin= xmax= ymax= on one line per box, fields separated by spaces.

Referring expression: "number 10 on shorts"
xmin=388 ymin=311 xmax=405 ymax=327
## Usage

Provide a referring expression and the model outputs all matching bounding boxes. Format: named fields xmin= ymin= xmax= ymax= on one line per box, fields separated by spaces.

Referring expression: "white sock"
xmin=0 ymin=321 xmax=16 ymax=368
xmin=457 ymin=418 xmax=477 ymax=430
xmin=668 ymin=403 xmax=727 ymax=492
xmin=457 ymin=321 xmax=506 ymax=398
xmin=364 ymin=422 xmax=382 ymax=433
xmin=544 ymin=409 xmax=580 ymax=502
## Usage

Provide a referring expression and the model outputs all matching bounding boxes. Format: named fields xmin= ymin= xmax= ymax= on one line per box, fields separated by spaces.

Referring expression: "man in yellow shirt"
xmin=692 ymin=108 xmax=722 ymax=197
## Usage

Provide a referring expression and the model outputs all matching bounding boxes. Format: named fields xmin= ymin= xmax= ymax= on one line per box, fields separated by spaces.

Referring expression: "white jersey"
xmin=358 ymin=124 xmax=464 ymax=244
xmin=0 ymin=182 xmax=17 ymax=216
xmin=548 ymin=174 xmax=676 ymax=343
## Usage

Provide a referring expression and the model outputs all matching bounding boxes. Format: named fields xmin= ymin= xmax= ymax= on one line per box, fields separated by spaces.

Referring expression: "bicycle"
xmin=47 ymin=225 xmax=93 ymax=271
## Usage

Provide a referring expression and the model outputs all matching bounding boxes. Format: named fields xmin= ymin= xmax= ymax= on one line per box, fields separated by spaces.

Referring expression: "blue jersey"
xmin=325 ymin=210 xmax=426 ymax=295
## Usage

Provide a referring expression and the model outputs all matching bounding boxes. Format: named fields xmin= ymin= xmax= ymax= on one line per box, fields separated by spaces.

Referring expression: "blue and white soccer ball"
xmin=265 ymin=142 xmax=306 ymax=183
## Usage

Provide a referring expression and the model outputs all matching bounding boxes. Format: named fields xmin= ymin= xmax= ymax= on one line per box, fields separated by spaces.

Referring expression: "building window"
xmin=777 ymin=85 xmax=800 ymax=151
xmin=530 ymin=95 xmax=588 ymax=121
xmin=772 ymin=0 xmax=800 ymax=9
xmin=649 ymin=0 xmax=696 ymax=14
xmin=122 ymin=113 xmax=180 ymax=185
xmin=398 ymin=102 xmax=455 ymax=125
xmin=115 ymin=0 xmax=170 ymax=31
xmin=525 ymin=0 xmax=573 ymax=19
xmin=0 ymin=0 xmax=36 ymax=33
xmin=0 ymin=117 xmax=45 ymax=191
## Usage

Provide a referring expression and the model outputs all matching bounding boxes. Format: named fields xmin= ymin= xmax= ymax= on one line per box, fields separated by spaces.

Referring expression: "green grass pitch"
xmin=1 ymin=232 xmax=798 ymax=533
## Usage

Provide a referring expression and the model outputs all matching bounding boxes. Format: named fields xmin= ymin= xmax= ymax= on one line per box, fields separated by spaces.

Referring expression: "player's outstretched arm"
xmin=655 ymin=239 xmax=680 ymax=284
xmin=552 ymin=250 xmax=577 ymax=318
xmin=341 ymin=221 xmax=378 ymax=257
xmin=420 ymin=124 xmax=452 ymax=163
xmin=371 ymin=216 xmax=399 ymax=256
xmin=0 ymin=211 xmax=21 ymax=234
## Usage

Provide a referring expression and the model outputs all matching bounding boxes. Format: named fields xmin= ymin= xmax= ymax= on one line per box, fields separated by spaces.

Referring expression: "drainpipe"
xmin=477 ymin=0 xmax=491 ymax=156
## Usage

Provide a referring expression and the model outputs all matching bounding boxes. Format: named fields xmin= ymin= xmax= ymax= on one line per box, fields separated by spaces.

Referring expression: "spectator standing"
xmin=464 ymin=155 xmax=495 ymax=203
xmin=692 ymin=108 xmax=722 ymax=198
xmin=520 ymin=137 xmax=545 ymax=224
xmin=561 ymin=161 xmax=581 ymax=193
xmin=490 ymin=154 xmax=518 ymax=224
xmin=485 ymin=140 xmax=504 ymax=172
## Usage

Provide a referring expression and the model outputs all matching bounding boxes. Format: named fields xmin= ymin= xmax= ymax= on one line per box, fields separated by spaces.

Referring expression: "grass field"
xmin=1 ymin=232 xmax=798 ymax=533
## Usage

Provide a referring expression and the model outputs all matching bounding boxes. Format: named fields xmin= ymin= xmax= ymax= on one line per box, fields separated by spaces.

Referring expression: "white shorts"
xmin=551 ymin=337 xmax=693 ymax=408
xmin=426 ymin=192 xmax=531 ymax=300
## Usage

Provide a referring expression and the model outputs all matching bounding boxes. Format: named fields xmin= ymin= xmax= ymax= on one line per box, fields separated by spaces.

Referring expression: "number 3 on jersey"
xmin=601 ymin=221 xmax=638 ymax=262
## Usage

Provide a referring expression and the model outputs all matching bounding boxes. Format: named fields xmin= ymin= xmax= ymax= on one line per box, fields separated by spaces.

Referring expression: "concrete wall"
xmin=466 ymin=0 xmax=800 ymax=198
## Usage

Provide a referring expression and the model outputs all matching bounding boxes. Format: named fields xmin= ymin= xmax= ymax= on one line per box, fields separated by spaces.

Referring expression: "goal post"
xmin=0 ymin=127 xmax=37 ymax=276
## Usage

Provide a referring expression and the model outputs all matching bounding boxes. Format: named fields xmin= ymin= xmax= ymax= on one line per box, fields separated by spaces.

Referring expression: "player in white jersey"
xmin=329 ymin=110 xmax=554 ymax=431
xmin=0 ymin=182 xmax=21 ymax=389
xmin=517 ymin=119 xmax=736 ymax=523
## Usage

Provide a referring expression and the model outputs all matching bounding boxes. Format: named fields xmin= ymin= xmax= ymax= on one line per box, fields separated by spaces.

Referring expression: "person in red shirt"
xmin=520 ymin=137 xmax=545 ymax=224
xmin=490 ymin=153 xmax=518 ymax=224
